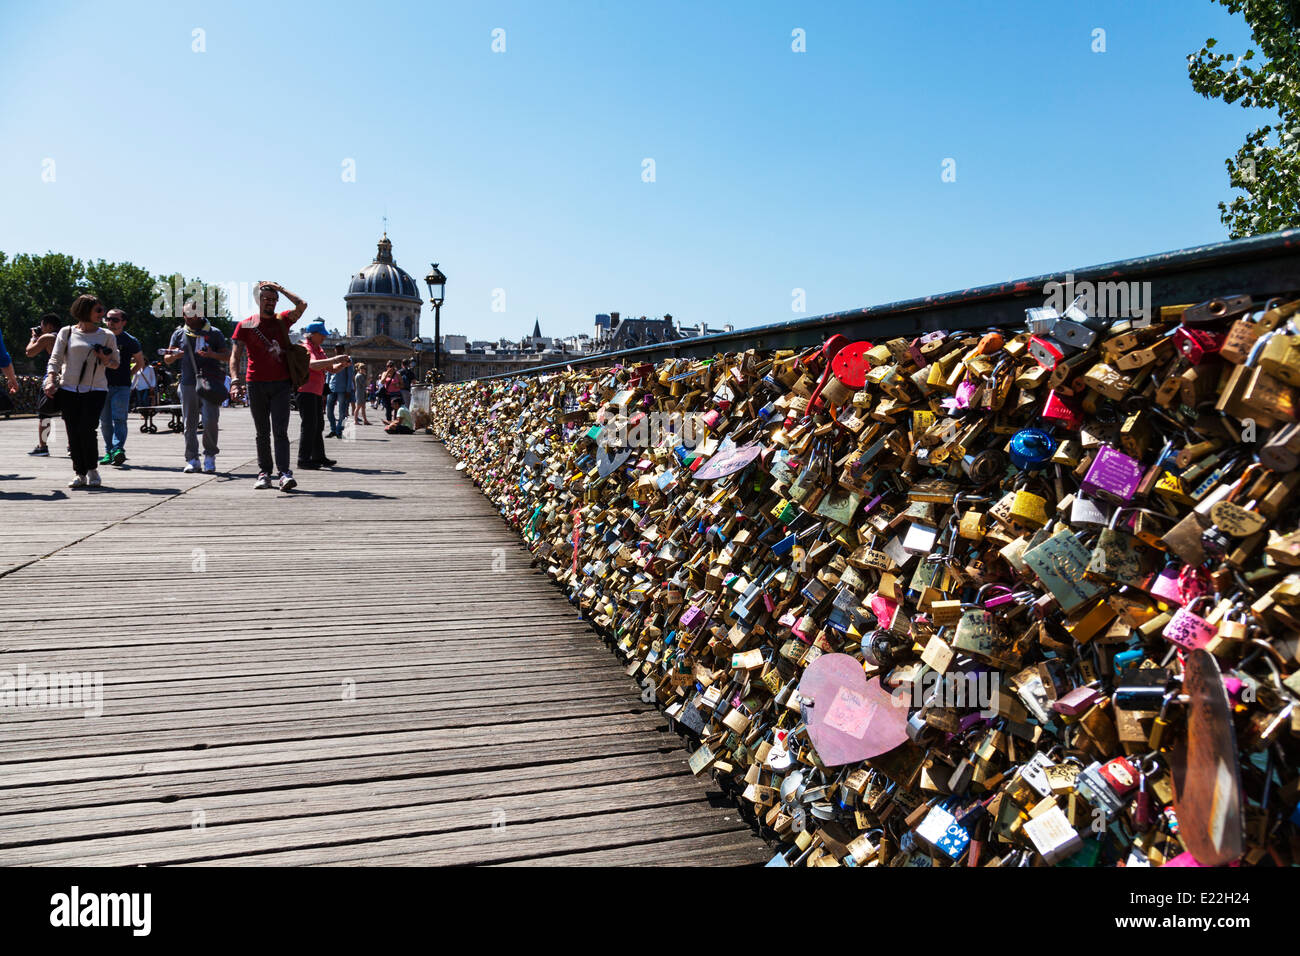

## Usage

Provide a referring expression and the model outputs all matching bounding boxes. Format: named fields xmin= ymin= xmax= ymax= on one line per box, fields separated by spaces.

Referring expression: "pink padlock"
xmin=1163 ymin=599 xmax=1216 ymax=650
xmin=1147 ymin=567 xmax=1185 ymax=606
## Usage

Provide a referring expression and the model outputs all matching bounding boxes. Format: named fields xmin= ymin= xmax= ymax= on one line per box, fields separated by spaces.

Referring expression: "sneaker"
xmin=319 ymin=457 xmax=337 ymax=468
xmin=254 ymin=473 xmax=272 ymax=490
xmin=67 ymin=474 xmax=87 ymax=488
xmin=278 ymin=472 xmax=297 ymax=492
xmin=112 ymin=448 xmax=126 ymax=466
xmin=87 ymin=469 xmax=102 ymax=487
xmin=28 ymin=445 xmax=49 ymax=456
xmin=203 ymin=456 xmax=216 ymax=473
xmin=183 ymin=459 xmax=199 ymax=473
xmin=98 ymin=451 xmax=114 ymax=465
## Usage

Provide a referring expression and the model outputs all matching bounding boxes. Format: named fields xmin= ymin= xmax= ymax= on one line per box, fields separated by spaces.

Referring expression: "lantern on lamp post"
xmin=424 ymin=263 xmax=446 ymax=381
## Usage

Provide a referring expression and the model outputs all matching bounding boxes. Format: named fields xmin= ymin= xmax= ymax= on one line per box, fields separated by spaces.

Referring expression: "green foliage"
xmin=1188 ymin=0 xmax=1300 ymax=237
xmin=0 ymin=253 xmax=233 ymax=372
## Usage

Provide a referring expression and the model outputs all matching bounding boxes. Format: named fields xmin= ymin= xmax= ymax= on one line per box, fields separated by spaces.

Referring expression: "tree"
xmin=1188 ymin=0 xmax=1300 ymax=237
xmin=0 ymin=253 xmax=86 ymax=372
xmin=0 ymin=253 xmax=235 ymax=372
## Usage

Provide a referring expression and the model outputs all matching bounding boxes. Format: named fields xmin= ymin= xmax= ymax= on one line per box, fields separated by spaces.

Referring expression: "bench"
xmin=137 ymin=405 xmax=183 ymax=433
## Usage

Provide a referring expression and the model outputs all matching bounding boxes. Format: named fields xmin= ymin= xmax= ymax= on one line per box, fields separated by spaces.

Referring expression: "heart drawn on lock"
xmin=693 ymin=440 xmax=764 ymax=481
xmin=798 ymin=653 xmax=908 ymax=767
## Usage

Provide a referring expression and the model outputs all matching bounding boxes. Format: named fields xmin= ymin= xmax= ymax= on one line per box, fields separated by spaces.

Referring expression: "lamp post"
xmin=424 ymin=263 xmax=446 ymax=381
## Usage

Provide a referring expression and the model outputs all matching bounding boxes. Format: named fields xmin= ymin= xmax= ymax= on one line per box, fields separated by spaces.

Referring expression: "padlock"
xmin=1173 ymin=326 xmax=1225 ymax=364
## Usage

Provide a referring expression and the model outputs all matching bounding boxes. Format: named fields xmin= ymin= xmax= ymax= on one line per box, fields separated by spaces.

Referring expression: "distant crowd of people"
xmin=0 ymin=281 xmax=423 ymax=491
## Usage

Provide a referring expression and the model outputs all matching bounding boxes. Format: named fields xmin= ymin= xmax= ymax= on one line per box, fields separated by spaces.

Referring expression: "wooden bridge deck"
xmin=0 ymin=408 xmax=767 ymax=866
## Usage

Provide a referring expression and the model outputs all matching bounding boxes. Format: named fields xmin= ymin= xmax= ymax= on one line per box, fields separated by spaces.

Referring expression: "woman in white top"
xmin=43 ymin=295 xmax=119 ymax=488
xmin=131 ymin=362 xmax=157 ymax=409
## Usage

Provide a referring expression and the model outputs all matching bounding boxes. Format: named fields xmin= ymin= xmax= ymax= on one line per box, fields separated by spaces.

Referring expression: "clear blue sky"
xmin=0 ymin=0 xmax=1264 ymax=341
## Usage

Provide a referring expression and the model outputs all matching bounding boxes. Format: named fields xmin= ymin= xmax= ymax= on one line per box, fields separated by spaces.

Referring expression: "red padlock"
xmin=802 ymin=335 xmax=873 ymax=418
xmin=1174 ymin=326 xmax=1225 ymax=365
xmin=1029 ymin=335 xmax=1065 ymax=371
xmin=1041 ymin=389 xmax=1082 ymax=430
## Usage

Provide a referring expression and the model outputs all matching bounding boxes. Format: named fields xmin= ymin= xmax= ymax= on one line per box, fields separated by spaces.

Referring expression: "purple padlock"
xmin=1081 ymin=445 xmax=1143 ymax=503
xmin=680 ymin=605 xmax=707 ymax=630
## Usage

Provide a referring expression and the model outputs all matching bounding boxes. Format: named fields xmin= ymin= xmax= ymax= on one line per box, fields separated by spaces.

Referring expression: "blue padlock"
xmin=1009 ymin=428 xmax=1057 ymax=470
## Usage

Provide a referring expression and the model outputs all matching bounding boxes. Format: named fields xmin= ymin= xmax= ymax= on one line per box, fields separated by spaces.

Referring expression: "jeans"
xmin=297 ymin=391 xmax=326 ymax=467
xmin=180 ymin=382 xmax=221 ymax=461
xmin=60 ymin=389 xmax=108 ymax=475
xmin=380 ymin=391 xmax=396 ymax=420
xmin=99 ymin=385 xmax=131 ymax=453
xmin=326 ymin=390 xmax=352 ymax=436
xmin=247 ymin=379 xmax=292 ymax=476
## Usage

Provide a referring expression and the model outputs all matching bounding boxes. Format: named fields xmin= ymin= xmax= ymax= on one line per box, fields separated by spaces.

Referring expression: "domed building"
xmin=345 ymin=234 xmax=423 ymax=340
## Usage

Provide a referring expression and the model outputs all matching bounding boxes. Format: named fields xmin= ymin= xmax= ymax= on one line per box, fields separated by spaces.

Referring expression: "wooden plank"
xmin=0 ymin=411 xmax=765 ymax=865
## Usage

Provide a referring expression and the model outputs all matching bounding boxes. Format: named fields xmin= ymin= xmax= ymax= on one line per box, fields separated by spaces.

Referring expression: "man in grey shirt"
xmin=164 ymin=302 xmax=229 ymax=473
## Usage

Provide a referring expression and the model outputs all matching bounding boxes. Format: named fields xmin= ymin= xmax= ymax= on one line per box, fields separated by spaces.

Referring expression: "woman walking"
xmin=379 ymin=361 xmax=402 ymax=421
xmin=352 ymin=362 xmax=370 ymax=426
xmin=42 ymin=295 xmax=119 ymax=488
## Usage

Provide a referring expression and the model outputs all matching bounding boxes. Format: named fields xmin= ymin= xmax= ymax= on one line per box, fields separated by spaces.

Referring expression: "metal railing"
xmin=472 ymin=228 xmax=1300 ymax=381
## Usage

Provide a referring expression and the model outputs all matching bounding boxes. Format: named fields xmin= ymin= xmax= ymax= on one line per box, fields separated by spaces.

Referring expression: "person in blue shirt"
xmin=0 ymin=326 xmax=19 ymax=400
xmin=325 ymin=344 xmax=354 ymax=438
xmin=98 ymin=309 xmax=146 ymax=466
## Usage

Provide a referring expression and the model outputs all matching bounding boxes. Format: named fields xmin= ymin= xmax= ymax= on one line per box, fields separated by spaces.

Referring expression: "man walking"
xmin=98 ymin=309 xmax=145 ymax=467
xmin=325 ymin=344 xmax=354 ymax=438
xmin=230 ymin=281 xmax=307 ymax=491
xmin=164 ymin=301 xmax=229 ymax=473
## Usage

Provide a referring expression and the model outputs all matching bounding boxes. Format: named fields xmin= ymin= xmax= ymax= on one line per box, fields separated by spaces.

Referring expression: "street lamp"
xmin=425 ymin=263 xmax=446 ymax=380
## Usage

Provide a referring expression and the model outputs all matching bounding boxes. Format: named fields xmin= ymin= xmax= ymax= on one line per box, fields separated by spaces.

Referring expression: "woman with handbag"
xmin=163 ymin=301 xmax=230 ymax=473
xmin=42 ymin=295 xmax=119 ymax=488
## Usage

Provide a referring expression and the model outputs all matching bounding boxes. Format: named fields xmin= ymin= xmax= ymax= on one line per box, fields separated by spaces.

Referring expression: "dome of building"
xmin=347 ymin=235 xmax=422 ymax=301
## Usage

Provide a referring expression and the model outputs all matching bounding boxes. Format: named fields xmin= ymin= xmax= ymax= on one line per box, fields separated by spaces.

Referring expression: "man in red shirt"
xmin=297 ymin=319 xmax=351 ymax=470
xmin=229 ymin=281 xmax=307 ymax=491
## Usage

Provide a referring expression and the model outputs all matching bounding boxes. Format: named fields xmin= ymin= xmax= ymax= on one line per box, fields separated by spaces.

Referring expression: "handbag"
xmin=184 ymin=335 xmax=229 ymax=405
xmin=248 ymin=321 xmax=310 ymax=389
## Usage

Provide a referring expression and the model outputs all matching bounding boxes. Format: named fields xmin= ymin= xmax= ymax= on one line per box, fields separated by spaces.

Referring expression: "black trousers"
xmin=59 ymin=389 xmax=107 ymax=475
xmin=247 ymin=380 xmax=292 ymax=476
xmin=297 ymin=391 xmax=326 ymax=467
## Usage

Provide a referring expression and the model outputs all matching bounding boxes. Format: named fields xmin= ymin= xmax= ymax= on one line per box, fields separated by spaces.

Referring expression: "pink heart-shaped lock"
xmin=798 ymin=653 xmax=908 ymax=767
